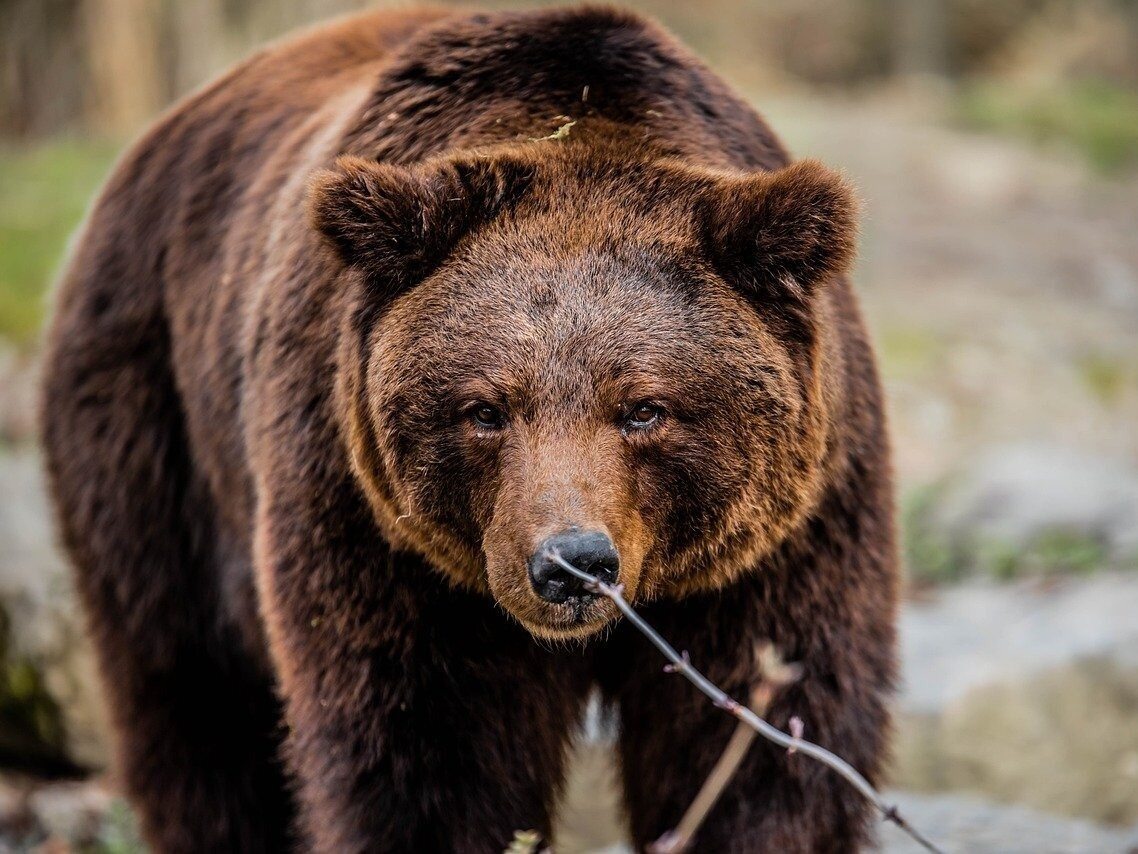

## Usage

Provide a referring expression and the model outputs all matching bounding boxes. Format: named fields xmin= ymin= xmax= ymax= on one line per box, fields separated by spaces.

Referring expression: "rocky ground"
xmin=576 ymin=793 xmax=1138 ymax=854
xmin=553 ymin=572 xmax=1138 ymax=853
xmin=1 ymin=94 xmax=1136 ymax=851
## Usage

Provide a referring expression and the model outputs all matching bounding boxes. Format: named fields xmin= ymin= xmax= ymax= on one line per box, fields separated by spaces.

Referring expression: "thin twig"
xmin=546 ymin=551 xmax=944 ymax=854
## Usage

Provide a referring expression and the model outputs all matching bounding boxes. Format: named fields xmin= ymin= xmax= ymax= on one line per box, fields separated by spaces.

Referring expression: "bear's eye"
xmin=470 ymin=402 xmax=506 ymax=430
xmin=625 ymin=401 xmax=663 ymax=430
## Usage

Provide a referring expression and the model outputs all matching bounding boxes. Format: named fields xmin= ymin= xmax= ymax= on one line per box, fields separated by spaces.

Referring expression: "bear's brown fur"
xmin=41 ymin=6 xmax=897 ymax=852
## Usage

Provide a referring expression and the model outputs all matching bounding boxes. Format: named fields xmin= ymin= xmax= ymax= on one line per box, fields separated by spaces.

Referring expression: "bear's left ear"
xmin=308 ymin=154 xmax=530 ymax=296
xmin=702 ymin=159 xmax=858 ymax=302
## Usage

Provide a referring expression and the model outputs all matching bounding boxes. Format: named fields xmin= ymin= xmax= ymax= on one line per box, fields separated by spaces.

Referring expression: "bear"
xmin=40 ymin=5 xmax=898 ymax=853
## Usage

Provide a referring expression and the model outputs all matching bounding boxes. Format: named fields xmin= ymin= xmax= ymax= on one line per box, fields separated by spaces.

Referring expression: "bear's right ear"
xmin=308 ymin=155 xmax=529 ymax=294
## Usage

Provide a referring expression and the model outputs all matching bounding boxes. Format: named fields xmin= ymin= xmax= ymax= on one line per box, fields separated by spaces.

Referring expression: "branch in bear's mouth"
xmin=543 ymin=551 xmax=945 ymax=854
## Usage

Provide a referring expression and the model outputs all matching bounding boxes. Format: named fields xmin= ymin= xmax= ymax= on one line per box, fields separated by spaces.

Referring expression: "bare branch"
xmin=651 ymin=643 xmax=804 ymax=852
xmin=649 ymin=702 xmax=758 ymax=853
xmin=546 ymin=550 xmax=944 ymax=854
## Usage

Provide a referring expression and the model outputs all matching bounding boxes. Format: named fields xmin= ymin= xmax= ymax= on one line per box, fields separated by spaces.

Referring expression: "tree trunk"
xmin=82 ymin=0 xmax=165 ymax=135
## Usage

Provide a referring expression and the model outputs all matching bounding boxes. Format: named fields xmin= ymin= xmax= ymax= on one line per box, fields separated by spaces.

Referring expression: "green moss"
xmin=878 ymin=327 xmax=945 ymax=379
xmin=505 ymin=830 xmax=543 ymax=854
xmin=1028 ymin=529 xmax=1108 ymax=575
xmin=0 ymin=601 xmax=73 ymax=773
xmin=954 ymin=80 xmax=1138 ymax=175
xmin=0 ymin=139 xmax=118 ymax=345
xmin=902 ymin=483 xmax=968 ymax=585
xmin=94 ymin=799 xmax=147 ymax=854
xmin=902 ymin=484 xmax=1121 ymax=586
xmin=1077 ymin=352 xmax=1133 ymax=406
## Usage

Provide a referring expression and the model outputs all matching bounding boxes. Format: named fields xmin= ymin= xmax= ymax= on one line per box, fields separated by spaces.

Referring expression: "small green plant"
xmin=902 ymin=484 xmax=967 ymax=585
xmin=902 ymin=485 xmax=1118 ymax=585
xmin=1025 ymin=529 xmax=1108 ymax=576
xmin=95 ymin=799 xmax=147 ymax=854
xmin=0 ymin=601 xmax=74 ymax=773
xmin=1077 ymin=352 xmax=1132 ymax=407
xmin=878 ymin=327 xmax=945 ymax=380
xmin=505 ymin=829 xmax=543 ymax=854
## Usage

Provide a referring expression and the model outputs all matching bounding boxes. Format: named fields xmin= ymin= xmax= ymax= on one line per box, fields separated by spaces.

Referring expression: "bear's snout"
xmin=528 ymin=529 xmax=619 ymax=604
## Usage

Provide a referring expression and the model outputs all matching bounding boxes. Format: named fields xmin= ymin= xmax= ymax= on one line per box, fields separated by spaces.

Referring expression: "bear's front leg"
xmin=255 ymin=490 xmax=593 ymax=853
xmin=602 ymin=571 xmax=895 ymax=853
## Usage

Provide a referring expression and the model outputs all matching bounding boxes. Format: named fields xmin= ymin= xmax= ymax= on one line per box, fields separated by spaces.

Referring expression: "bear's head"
xmin=309 ymin=138 xmax=857 ymax=640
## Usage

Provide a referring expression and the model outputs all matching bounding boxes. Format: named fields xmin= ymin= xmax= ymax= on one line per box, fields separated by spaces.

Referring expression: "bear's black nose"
xmin=529 ymin=530 xmax=620 ymax=604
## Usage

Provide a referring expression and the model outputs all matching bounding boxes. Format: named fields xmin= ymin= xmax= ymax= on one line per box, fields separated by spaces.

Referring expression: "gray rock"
xmin=569 ymin=791 xmax=1138 ymax=854
xmin=879 ymin=791 xmax=1138 ymax=853
xmin=894 ymin=574 xmax=1138 ymax=825
xmin=899 ymin=572 xmax=1138 ymax=714
xmin=0 ymin=449 xmax=108 ymax=770
xmin=930 ymin=443 xmax=1138 ymax=569
xmin=893 ymin=657 xmax=1138 ymax=825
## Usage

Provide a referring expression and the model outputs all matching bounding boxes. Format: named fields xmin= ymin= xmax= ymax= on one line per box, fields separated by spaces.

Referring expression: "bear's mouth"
xmin=564 ymin=595 xmax=603 ymax=624
xmin=519 ymin=596 xmax=620 ymax=640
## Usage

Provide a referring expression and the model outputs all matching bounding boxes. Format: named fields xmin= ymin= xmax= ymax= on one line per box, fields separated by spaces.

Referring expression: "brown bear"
xmin=40 ymin=6 xmax=897 ymax=853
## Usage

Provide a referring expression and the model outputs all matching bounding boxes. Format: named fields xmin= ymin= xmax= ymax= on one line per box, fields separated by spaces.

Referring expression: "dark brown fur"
xmin=40 ymin=6 xmax=897 ymax=852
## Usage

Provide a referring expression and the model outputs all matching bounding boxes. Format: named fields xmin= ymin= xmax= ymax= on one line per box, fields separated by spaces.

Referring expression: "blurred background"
xmin=1 ymin=1 xmax=1137 ymax=851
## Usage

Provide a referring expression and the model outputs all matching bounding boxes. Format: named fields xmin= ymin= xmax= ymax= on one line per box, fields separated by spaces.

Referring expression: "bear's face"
xmin=311 ymin=145 xmax=856 ymax=639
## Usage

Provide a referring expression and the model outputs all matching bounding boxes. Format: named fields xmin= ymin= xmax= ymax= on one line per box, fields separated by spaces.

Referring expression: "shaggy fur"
xmin=40 ymin=6 xmax=897 ymax=852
